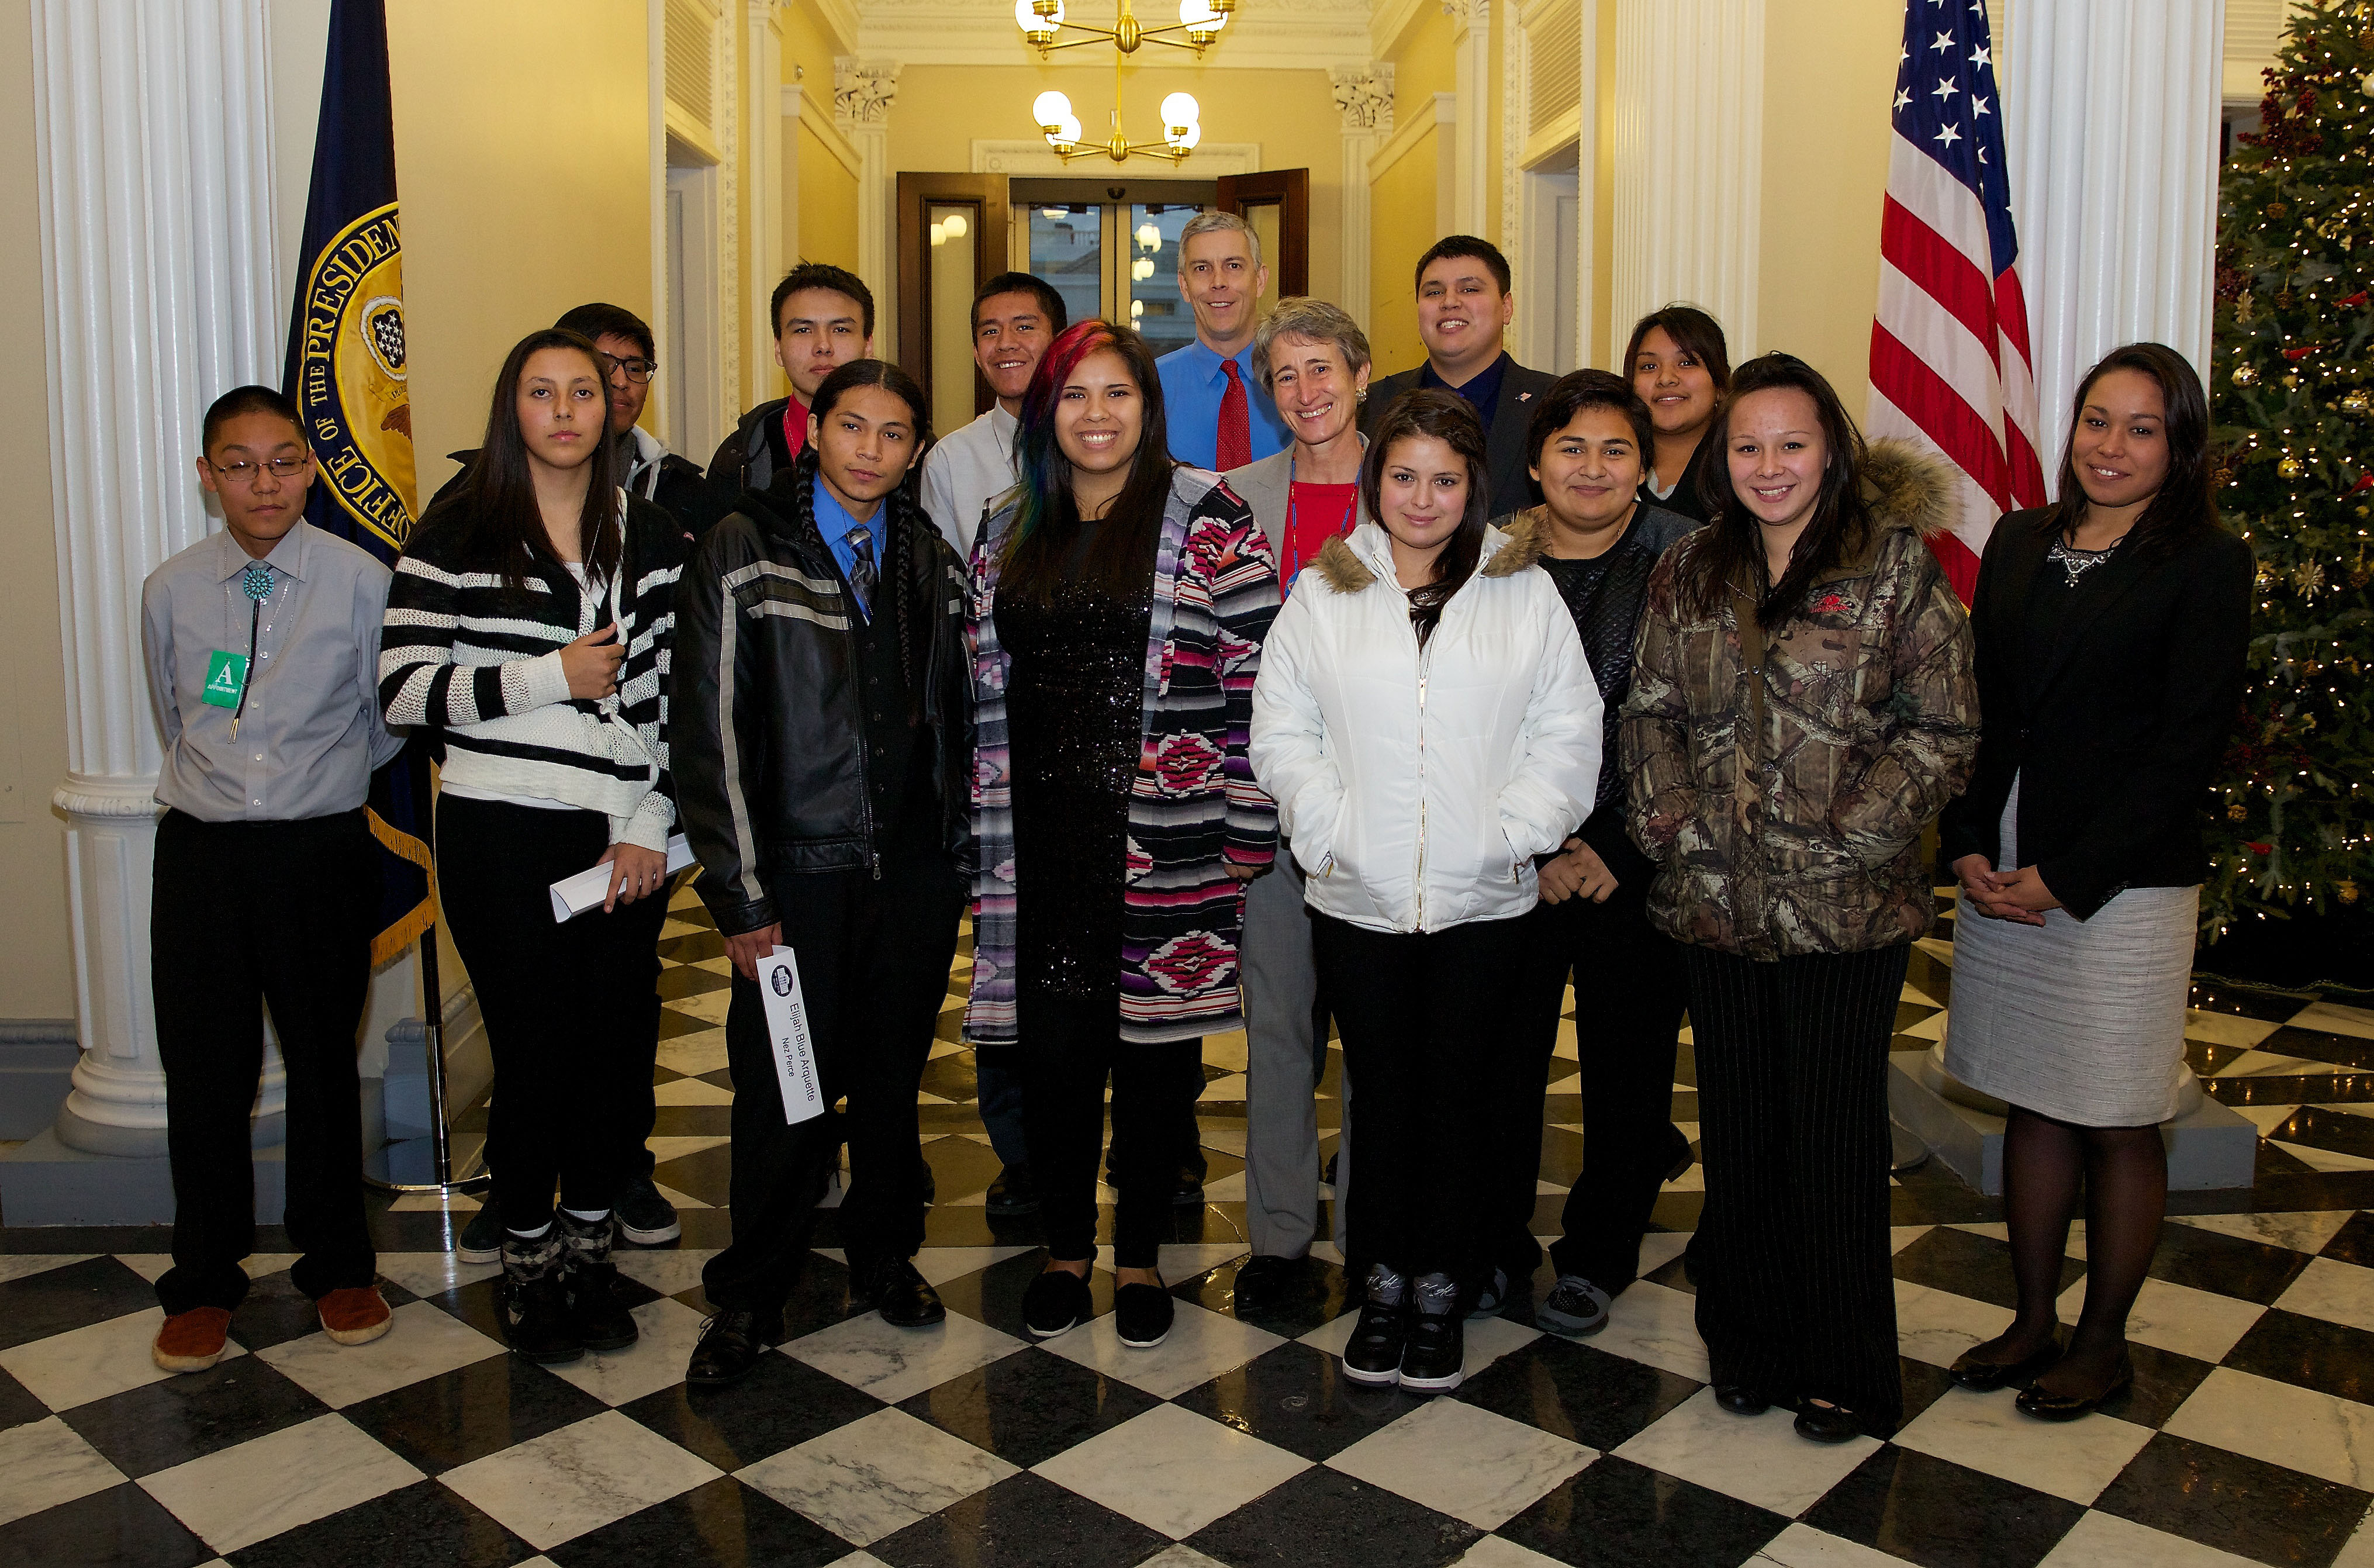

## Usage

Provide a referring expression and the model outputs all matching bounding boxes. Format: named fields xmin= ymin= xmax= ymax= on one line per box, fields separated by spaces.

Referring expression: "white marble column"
xmin=1443 ymin=0 xmax=1492 ymax=237
xmin=2004 ymin=0 xmax=2224 ymax=478
xmin=746 ymin=1 xmax=785 ymax=395
xmin=1609 ymin=0 xmax=1765 ymax=355
xmin=1330 ymin=63 xmax=1394 ymax=334
xmin=835 ymin=58 xmax=900 ymax=355
xmin=35 ymin=0 xmax=289 ymax=1156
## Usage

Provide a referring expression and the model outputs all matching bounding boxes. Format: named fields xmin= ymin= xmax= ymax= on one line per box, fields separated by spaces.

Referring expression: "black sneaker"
xmin=615 ymin=1177 xmax=681 ymax=1245
xmin=1467 ymin=1266 xmax=1509 ymax=1320
xmin=1536 ymin=1274 xmax=1612 ymax=1338
xmin=1115 ymin=1280 xmax=1174 ymax=1348
xmin=1341 ymin=1263 xmax=1408 ymax=1386
xmin=457 ymin=1196 xmax=503 ymax=1265
xmin=1401 ymin=1272 xmax=1464 ymax=1392
xmin=1022 ymin=1267 xmax=1094 ymax=1339
xmin=985 ymin=1162 xmax=1040 ymax=1217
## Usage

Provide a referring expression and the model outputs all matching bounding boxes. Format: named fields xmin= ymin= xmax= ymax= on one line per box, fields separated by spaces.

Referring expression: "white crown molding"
xmin=811 ymin=0 xmax=862 ymax=53
xmin=1369 ymin=0 xmax=1432 ymax=59
xmin=971 ymin=139 xmax=1262 ymax=174
xmin=856 ymin=0 xmax=1370 ymax=70
xmin=784 ymin=82 xmax=864 ymax=176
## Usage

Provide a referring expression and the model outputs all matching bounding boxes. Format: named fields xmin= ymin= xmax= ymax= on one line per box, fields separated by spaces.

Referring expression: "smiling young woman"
xmin=1625 ymin=304 xmax=1732 ymax=524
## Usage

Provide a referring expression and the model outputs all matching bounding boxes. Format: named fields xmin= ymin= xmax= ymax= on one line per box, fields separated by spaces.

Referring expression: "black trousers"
xmin=436 ymin=796 xmax=667 ymax=1231
xmin=1502 ymin=885 xmax=1690 ymax=1290
xmin=1022 ymin=987 xmax=1199 ymax=1270
xmin=151 ymin=809 xmax=378 ymax=1315
xmin=701 ymin=841 xmax=966 ymax=1314
xmin=1685 ymin=942 xmax=1909 ymax=1425
xmin=1312 ymin=911 xmax=1527 ymax=1279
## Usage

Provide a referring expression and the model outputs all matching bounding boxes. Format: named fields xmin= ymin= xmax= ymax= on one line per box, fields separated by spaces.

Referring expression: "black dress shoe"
xmin=686 ymin=1309 xmax=780 ymax=1386
xmin=2016 ymin=1351 xmax=2133 ymax=1421
xmin=865 ymin=1259 xmax=946 ymax=1329
xmin=1172 ymin=1163 xmax=1207 ymax=1207
xmin=1793 ymin=1398 xmax=1864 ymax=1445
xmin=1232 ymin=1254 xmax=1296 ymax=1315
xmin=1949 ymin=1339 xmax=2062 ymax=1391
xmin=1713 ymin=1384 xmax=1769 ymax=1415
xmin=985 ymin=1163 xmax=1040 ymax=1217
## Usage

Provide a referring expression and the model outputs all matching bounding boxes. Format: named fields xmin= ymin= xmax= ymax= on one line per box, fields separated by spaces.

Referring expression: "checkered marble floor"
xmin=6 ymin=887 xmax=2374 ymax=1567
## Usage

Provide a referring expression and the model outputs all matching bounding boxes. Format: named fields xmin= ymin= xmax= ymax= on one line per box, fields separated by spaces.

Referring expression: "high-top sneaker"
xmin=1341 ymin=1263 xmax=1410 ymax=1386
xmin=500 ymin=1229 xmax=582 ymax=1365
xmin=1400 ymin=1270 xmax=1466 ymax=1391
xmin=555 ymin=1210 xmax=639 ymax=1353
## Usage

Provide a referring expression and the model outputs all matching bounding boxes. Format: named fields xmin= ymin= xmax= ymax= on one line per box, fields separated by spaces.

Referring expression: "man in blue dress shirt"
xmin=1155 ymin=211 xmax=1291 ymax=471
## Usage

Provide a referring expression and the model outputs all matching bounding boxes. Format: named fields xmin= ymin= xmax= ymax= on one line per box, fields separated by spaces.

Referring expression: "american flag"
xmin=1867 ymin=0 xmax=2047 ymax=602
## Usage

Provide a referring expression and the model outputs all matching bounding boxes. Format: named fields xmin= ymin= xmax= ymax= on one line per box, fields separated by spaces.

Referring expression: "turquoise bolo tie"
xmin=230 ymin=564 xmax=271 ymax=740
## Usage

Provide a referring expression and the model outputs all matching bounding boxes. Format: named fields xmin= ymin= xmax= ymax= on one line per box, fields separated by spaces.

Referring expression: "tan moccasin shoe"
xmin=317 ymin=1285 xmax=393 ymax=1346
xmin=151 ymin=1307 xmax=233 ymax=1372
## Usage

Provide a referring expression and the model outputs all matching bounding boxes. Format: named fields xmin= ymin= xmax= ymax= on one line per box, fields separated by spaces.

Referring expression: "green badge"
xmin=201 ymin=650 xmax=249 ymax=709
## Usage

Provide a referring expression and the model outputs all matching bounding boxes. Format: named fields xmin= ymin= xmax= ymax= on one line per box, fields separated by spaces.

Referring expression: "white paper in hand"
xmin=547 ymin=834 xmax=696 ymax=922
xmin=757 ymin=945 xmax=825 ymax=1125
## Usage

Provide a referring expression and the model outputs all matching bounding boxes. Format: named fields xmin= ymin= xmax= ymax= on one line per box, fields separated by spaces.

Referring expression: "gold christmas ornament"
xmin=2228 ymin=800 xmax=2250 ymax=821
xmin=2279 ymin=455 xmax=2306 ymax=477
xmin=2280 ymin=290 xmax=2297 ymax=308
xmin=2234 ymin=363 xmax=2259 ymax=386
xmin=2343 ymin=389 xmax=2370 ymax=415
xmin=2294 ymin=560 xmax=2328 ymax=595
xmin=2342 ymin=879 xmax=2363 ymax=906
xmin=2258 ymin=561 xmax=2278 ymax=591
xmin=2285 ymin=373 xmax=2302 ymax=388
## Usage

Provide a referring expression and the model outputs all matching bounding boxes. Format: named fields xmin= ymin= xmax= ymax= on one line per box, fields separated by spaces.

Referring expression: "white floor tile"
xmin=1042 ymin=1300 xmax=1284 ymax=1400
xmin=907 ymin=1247 xmax=1034 ymax=1287
xmin=255 ymin=1300 xmax=504 ymax=1409
xmin=2273 ymin=1141 xmax=2374 ymax=1174
xmin=0 ymin=1255 xmax=94 ymax=1284
xmin=643 ymin=1135 xmax=731 ymax=1165
xmin=1454 ymin=1538 xmax=1571 ymax=1567
xmin=0 ymin=1415 xmax=124 ymax=1526
xmin=1139 ymin=1548 xmax=1234 ymax=1568
xmin=1198 ymin=1073 xmax=1248 ymax=1103
xmin=655 ymin=1037 xmax=730 ymax=1076
xmin=609 ymin=1248 xmax=720 ymax=1297
xmin=443 ymin=1409 xmax=720 ymax=1552
xmin=1035 ymin=1402 xmax=1309 ymax=1538
xmin=1614 ymin=1388 xmax=1875 ymax=1516
xmin=787 ymin=1303 xmax=1025 ymax=1404
xmin=664 ymin=990 xmax=734 ymax=1027
xmin=2055 ymin=1276 xmax=2261 ymax=1364
xmin=1637 ymin=1232 xmax=1691 ymax=1275
xmin=2183 ymin=1009 xmax=2286 ymax=1049
xmin=1587 ymin=1280 xmax=1709 ymax=1383
xmin=652 ymin=1077 xmax=734 ymax=1105
xmin=542 ymin=1296 xmax=713 ymax=1407
xmin=2332 ymin=1500 xmax=2374 ymax=1568
xmin=2171 ymin=1210 xmax=2355 ymax=1255
xmin=1890 ymin=1386 xmax=2152 ymax=1504
xmin=2294 ymin=1001 xmax=2374 ymax=1041
xmin=2275 ymin=1256 xmax=2374 ymax=1334
xmin=1328 ymin=1397 xmax=1592 ymax=1529
xmin=139 ymin=1412 xmax=421 ymax=1554
xmin=1892 ymin=1279 xmax=2014 ymax=1369
xmin=115 ymin=1255 xmax=173 ymax=1283
xmin=2036 ymin=1509 xmax=2264 ymax=1566
xmin=0 ymin=1307 xmax=246 ymax=1413
xmin=2166 ymin=1367 xmax=2374 ymax=1491
xmin=1088 ymin=1243 xmax=1250 ymax=1283
xmin=737 ymin=1407 xmax=1016 ymax=1546
xmin=1754 ymin=1521 xmax=1922 ymax=1566
xmin=373 ymin=1251 xmax=500 ymax=1300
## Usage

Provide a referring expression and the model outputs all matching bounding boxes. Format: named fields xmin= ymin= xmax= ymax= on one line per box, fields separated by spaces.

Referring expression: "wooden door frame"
xmin=1216 ymin=169 xmax=1309 ymax=297
xmin=895 ymin=172 xmax=1013 ymax=420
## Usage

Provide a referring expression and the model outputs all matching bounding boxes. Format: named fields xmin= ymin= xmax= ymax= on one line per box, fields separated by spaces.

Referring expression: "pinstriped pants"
xmin=1683 ymin=942 xmax=1910 ymax=1427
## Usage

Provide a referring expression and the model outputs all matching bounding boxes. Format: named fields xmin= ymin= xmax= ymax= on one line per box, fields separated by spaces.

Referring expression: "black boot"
xmin=1400 ymin=1271 xmax=1465 ymax=1392
xmin=1341 ymin=1263 xmax=1409 ymax=1386
xmin=557 ymin=1210 xmax=638 ymax=1353
xmin=500 ymin=1229 xmax=582 ymax=1365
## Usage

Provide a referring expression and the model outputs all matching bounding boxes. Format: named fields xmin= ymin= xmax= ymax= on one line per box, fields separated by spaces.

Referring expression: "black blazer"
xmin=1361 ymin=353 xmax=1560 ymax=520
xmin=1638 ymin=431 xmax=1718 ymax=524
xmin=1937 ymin=506 xmax=2254 ymax=920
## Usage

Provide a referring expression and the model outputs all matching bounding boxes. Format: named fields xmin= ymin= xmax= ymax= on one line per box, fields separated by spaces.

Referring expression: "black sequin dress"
xmin=1000 ymin=521 xmax=1158 ymax=999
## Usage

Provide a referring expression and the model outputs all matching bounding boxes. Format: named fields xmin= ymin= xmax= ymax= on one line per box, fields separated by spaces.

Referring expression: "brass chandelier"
xmin=1017 ymin=0 xmax=1236 ymax=164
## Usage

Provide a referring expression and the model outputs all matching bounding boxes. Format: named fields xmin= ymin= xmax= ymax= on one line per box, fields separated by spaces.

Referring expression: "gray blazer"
xmin=1223 ymin=437 xmax=1373 ymax=563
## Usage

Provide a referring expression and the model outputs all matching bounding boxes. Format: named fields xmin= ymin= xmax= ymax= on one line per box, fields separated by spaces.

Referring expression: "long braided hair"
xmin=800 ymin=358 xmax=937 ymax=723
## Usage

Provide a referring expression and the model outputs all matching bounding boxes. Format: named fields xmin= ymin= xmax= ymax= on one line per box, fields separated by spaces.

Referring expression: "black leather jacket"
xmin=671 ymin=454 xmax=973 ymax=936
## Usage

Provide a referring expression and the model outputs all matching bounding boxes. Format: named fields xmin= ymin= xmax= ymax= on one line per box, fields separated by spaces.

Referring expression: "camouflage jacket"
xmin=1620 ymin=442 xmax=1979 ymax=959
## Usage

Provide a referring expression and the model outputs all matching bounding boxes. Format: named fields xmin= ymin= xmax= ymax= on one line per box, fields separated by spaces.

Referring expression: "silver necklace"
xmin=2046 ymin=533 xmax=2121 ymax=586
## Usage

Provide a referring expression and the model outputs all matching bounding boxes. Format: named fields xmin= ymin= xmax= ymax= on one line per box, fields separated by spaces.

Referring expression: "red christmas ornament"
xmin=2249 ymin=841 xmax=2275 ymax=854
xmin=2351 ymin=473 xmax=2374 ymax=495
xmin=2283 ymin=345 xmax=2320 ymax=360
xmin=2341 ymin=291 xmax=2370 ymax=308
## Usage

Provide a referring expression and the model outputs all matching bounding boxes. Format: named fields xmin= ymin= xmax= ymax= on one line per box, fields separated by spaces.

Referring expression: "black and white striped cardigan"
xmin=381 ymin=492 xmax=685 ymax=850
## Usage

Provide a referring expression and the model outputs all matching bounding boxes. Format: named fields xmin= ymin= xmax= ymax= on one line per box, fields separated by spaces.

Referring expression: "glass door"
xmin=1020 ymin=186 xmax=1212 ymax=355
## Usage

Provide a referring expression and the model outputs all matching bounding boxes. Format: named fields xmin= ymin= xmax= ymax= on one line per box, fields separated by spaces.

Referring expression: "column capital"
xmin=832 ymin=57 xmax=900 ymax=128
xmin=1331 ymin=62 xmax=1395 ymax=133
xmin=1440 ymin=0 xmax=1487 ymax=37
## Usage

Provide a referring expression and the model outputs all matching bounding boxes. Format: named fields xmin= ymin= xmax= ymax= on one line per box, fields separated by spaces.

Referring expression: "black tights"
xmin=1976 ymin=1104 xmax=2166 ymax=1393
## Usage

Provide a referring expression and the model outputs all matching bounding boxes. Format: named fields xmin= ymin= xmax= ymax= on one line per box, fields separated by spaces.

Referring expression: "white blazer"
xmin=1249 ymin=516 xmax=1600 ymax=934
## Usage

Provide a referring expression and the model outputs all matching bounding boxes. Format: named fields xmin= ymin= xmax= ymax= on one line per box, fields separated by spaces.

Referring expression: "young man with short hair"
xmin=1360 ymin=235 xmax=1557 ymax=518
xmin=917 ymin=271 xmax=1065 ymax=564
xmin=1155 ymin=211 xmax=1291 ymax=471
xmin=704 ymin=263 xmax=875 ymax=506
xmin=140 ymin=386 xmax=405 ymax=1373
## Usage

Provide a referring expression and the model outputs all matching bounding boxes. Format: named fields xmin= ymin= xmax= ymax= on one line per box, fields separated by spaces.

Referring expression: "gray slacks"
xmin=1240 ymin=848 xmax=1350 ymax=1259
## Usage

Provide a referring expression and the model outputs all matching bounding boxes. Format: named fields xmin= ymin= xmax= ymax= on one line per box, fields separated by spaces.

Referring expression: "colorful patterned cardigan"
xmin=965 ymin=465 xmax=1281 ymax=1045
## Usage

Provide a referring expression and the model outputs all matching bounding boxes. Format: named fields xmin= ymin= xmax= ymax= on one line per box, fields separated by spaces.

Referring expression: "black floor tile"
xmin=0 ymin=1255 xmax=159 ymax=1351
xmin=1452 ymin=1335 xmax=1700 ymax=1452
xmin=63 ymin=1355 xmax=329 ymax=1477
xmin=0 ymin=1225 xmax=174 ymax=1255
xmin=920 ymin=1133 xmax=1006 ymax=1203
xmin=872 ymin=1470 xmax=1169 ymax=1568
xmin=1886 ymin=1172 xmax=2001 ymax=1228
xmin=548 ymin=1476 xmax=851 ymax=1568
xmin=2323 ymin=1211 xmax=2374 ymax=1269
xmin=656 ymin=1007 xmax=716 ymax=1041
xmin=0 ymin=1481 xmax=213 ymax=1568
xmin=2096 ymin=1341 xmax=2218 ymax=1430
xmin=2262 ymin=1027 xmax=2374 ymax=1073
xmin=0 ymin=1363 xmax=50 ymax=1430
xmin=1536 ymin=1126 xmax=1585 ymax=1187
xmin=655 ymin=965 xmax=732 ymax=1001
xmin=1174 ymin=1339 xmax=1428 ymax=1462
xmin=2144 ymin=1218 xmax=2315 ymax=1304
xmin=651 ymin=1142 xmax=735 ymax=1208
xmin=1799 ymin=1446 xmax=2085 ymax=1568
xmin=1894 ymin=1354 xmax=1960 ymax=1434
xmin=648 ymin=1105 xmax=734 ymax=1138
xmin=2092 ymin=1432 xmax=2373 ymax=1566
xmin=656 ymin=928 xmax=727 ymax=964
xmin=937 ymin=1251 xmax=1112 ymax=1339
xmin=917 ymin=1054 xmax=980 ymax=1104
xmin=1892 ymin=1226 xmax=2082 ymax=1310
xmin=2222 ymin=1308 xmax=2374 ymax=1407
xmin=231 ymin=1267 xmax=417 ymax=1353
xmin=2269 ymin=1106 xmax=2374 ymax=1163
xmin=624 ymin=1348 xmax=883 ymax=1470
xmin=228 ymin=1476 xmax=532 ymax=1567
xmin=1497 ymin=1455 xmax=1784 ymax=1568
xmin=339 ymin=1351 xmax=606 ymax=1473
xmin=671 ymin=902 xmax=718 ymax=930
xmin=901 ymin=1341 xmax=1157 ymax=1467
xmin=1172 ymin=1255 xmax=1350 ymax=1340
xmin=424 ymin=1275 xmax=510 ymax=1345
xmin=2188 ymin=981 xmax=2308 ymax=1021
xmin=1190 ymin=1465 xmax=1481 ymax=1568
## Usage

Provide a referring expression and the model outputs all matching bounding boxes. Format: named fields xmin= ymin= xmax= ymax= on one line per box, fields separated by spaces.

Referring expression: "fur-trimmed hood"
xmin=1307 ymin=514 xmax=1543 ymax=595
xmin=1859 ymin=438 xmax=1956 ymax=540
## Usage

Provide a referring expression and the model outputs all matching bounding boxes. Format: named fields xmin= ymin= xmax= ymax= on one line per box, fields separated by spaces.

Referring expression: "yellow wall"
xmin=0 ymin=0 xmax=71 ymax=1019
xmin=1756 ymin=0 xmax=1900 ymax=412
xmin=386 ymin=2 xmax=654 ymax=487
xmin=797 ymin=122 xmax=861 ymax=274
xmin=1369 ymin=127 xmax=1439 ymax=378
xmin=1588 ymin=0 xmax=1616 ymax=368
xmin=1392 ymin=5 xmax=1456 ymax=118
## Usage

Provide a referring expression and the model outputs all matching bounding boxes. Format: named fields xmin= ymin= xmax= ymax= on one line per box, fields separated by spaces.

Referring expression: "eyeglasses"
xmin=208 ymin=456 xmax=311 ymax=485
xmin=599 ymin=353 xmax=656 ymax=384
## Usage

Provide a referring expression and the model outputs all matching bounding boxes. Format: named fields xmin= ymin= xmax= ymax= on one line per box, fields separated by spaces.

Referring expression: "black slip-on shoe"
xmin=1023 ymin=1267 xmax=1094 ymax=1339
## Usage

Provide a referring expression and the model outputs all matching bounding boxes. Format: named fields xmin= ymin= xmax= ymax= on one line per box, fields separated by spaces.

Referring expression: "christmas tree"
xmin=2204 ymin=0 xmax=2374 ymax=944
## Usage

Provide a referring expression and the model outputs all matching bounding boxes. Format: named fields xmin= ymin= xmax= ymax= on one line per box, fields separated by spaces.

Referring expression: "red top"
xmin=1281 ymin=481 xmax=1360 ymax=591
xmin=782 ymin=396 xmax=811 ymax=464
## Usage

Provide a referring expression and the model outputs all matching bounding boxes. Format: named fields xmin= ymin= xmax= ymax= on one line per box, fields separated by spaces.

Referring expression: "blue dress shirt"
xmin=812 ymin=475 xmax=886 ymax=620
xmin=1155 ymin=337 xmax=1292 ymax=470
xmin=1419 ymin=351 xmax=1512 ymax=433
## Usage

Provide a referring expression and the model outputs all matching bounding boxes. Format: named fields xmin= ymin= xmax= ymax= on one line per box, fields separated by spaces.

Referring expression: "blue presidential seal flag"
xmin=294 ymin=202 xmax=417 ymax=552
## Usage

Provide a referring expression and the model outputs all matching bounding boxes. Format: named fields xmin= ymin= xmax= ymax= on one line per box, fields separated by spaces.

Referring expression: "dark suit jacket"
xmin=1937 ymin=506 xmax=2254 ymax=920
xmin=1359 ymin=353 xmax=1560 ymax=520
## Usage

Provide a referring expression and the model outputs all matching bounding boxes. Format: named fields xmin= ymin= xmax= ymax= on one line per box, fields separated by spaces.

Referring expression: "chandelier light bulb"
xmin=1136 ymin=221 xmax=1162 ymax=251
xmin=1160 ymin=92 xmax=1200 ymax=130
xmin=1170 ymin=121 xmax=1202 ymax=150
xmin=1179 ymin=0 xmax=1226 ymax=34
xmin=1032 ymin=90 xmax=1073 ymax=126
xmin=1015 ymin=0 xmax=1062 ymax=36
xmin=1132 ymin=256 xmax=1156 ymax=281
xmin=1055 ymin=113 xmax=1083 ymax=146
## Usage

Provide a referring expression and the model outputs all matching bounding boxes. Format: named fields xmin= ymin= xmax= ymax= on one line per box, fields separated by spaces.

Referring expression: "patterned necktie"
xmin=846 ymin=529 xmax=878 ymax=621
xmin=1216 ymin=359 xmax=1252 ymax=471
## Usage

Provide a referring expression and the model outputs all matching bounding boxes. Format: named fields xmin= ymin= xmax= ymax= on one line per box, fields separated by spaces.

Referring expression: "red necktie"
xmin=1216 ymin=360 xmax=1252 ymax=471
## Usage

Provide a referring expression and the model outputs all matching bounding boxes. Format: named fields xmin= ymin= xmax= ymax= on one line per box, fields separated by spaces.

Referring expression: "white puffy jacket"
xmin=1249 ymin=517 xmax=1600 ymax=934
